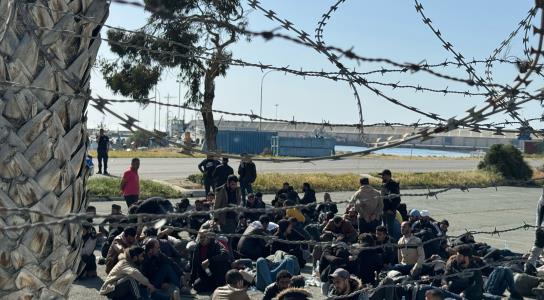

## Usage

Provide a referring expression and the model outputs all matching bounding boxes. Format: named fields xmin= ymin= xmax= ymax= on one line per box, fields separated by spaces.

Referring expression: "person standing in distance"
xmin=97 ymin=128 xmax=110 ymax=175
xmin=198 ymin=155 xmax=220 ymax=195
xmin=213 ymin=157 xmax=234 ymax=190
xmin=121 ymin=158 xmax=140 ymax=208
xmin=238 ymin=153 xmax=257 ymax=205
xmin=380 ymin=169 xmax=401 ymax=241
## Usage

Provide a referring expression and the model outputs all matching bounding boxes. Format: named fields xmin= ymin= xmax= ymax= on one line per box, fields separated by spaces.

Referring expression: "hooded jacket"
xmin=328 ymin=276 xmax=365 ymax=300
xmin=100 ymin=253 xmax=152 ymax=295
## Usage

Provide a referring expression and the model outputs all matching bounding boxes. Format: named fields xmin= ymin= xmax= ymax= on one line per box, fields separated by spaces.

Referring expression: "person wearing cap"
xmin=351 ymin=177 xmax=383 ymax=234
xmin=238 ymin=154 xmax=257 ymax=205
xmin=244 ymin=192 xmax=265 ymax=222
xmin=379 ymin=169 xmax=401 ymax=241
xmin=327 ymin=268 xmax=364 ymax=300
xmin=189 ymin=229 xmax=232 ymax=293
xmin=213 ymin=157 xmax=234 ymax=189
xmin=408 ymin=209 xmax=421 ymax=225
xmin=198 ymin=155 xmax=221 ymax=195
xmin=442 ymin=245 xmax=484 ymax=300
xmin=323 ymin=216 xmax=358 ymax=244
xmin=411 ymin=210 xmax=442 ymax=259
xmin=392 ymin=221 xmax=425 ymax=277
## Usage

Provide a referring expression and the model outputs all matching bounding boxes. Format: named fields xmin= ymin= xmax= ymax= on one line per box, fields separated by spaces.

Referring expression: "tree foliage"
xmin=477 ymin=144 xmax=533 ymax=180
xmin=100 ymin=0 xmax=247 ymax=149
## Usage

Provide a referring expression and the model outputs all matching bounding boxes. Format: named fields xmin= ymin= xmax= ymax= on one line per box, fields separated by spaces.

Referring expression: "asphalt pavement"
xmin=70 ymin=186 xmax=543 ymax=299
xmin=101 ymin=157 xmax=510 ymax=180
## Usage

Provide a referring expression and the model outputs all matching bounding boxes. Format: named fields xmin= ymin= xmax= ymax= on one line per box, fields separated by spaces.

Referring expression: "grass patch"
xmin=89 ymin=148 xmax=205 ymax=159
xmin=187 ymin=171 xmax=510 ymax=193
xmin=87 ymin=177 xmax=182 ymax=198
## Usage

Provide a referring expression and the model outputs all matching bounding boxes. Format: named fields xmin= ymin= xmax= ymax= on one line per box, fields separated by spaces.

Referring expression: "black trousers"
xmin=106 ymin=278 xmax=143 ymax=299
xmin=81 ymin=254 xmax=96 ymax=272
xmin=124 ymin=195 xmax=139 ymax=208
xmin=97 ymin=151 xmax=108 ymax=172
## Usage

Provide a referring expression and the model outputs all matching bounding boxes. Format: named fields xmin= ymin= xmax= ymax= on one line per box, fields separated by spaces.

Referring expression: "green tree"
xmin=478 ymin=144 xmax=533 ymax=180
xmin=100 ymin=0 xmax=246 ymax=150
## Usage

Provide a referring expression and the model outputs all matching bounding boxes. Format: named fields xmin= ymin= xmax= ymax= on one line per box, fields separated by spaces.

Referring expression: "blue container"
xmin=271 ymin=136 xmax=336 ymax=157
xmin=206 ymin=130 xmax=276 ymax=155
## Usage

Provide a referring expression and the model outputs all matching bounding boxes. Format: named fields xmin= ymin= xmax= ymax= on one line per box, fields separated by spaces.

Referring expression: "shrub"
xmin=477 ymin=144 xmax=532 ymax=180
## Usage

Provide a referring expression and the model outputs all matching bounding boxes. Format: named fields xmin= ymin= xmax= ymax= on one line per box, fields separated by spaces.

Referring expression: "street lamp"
xmin=260 ymin=70 xmax=274 ymax=131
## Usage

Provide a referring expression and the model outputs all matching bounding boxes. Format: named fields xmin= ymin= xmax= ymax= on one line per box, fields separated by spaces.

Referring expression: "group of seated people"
xmin=79 ymin=172 xmax=544 ymax=300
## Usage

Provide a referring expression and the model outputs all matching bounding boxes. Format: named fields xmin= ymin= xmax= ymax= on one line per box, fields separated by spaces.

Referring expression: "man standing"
xmin=214 ymin=157 xmax=234 ymax=189
xmin=214 ymin=175 xmax=242 ymax=234
xmin=380 ymin=169 xmax=401 ymax=240
xmin=526 ymin=187 xmax=544 ymax=275
xmin=97 ymin=128 xmax=110 ymax=175
xmin=238 ymin=154 xmax=257 ymax=204
xmin=198 ymin=155 xmax=220 ymax=195
xmin=121 ymin=158 xmax=140 ymax=207
xmin=351 ymin=177 xmax=383 ymax=234
xmin=392 ymin=221 xmax=425 ymax=277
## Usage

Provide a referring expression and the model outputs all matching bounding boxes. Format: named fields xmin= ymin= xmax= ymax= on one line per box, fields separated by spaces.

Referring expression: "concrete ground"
xmin=70 ymin=186 xmax=542 ymax=299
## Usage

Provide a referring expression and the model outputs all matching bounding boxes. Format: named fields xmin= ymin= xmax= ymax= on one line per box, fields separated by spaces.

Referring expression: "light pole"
xmin=260 ymin=70 xmax=274 ymax=131
xmin=157 ymin=90 xmax=161 ymax=131
xmin=176 ymin=80 xmax=182 ymax=120
xmin=274 ymin=104 xmax=279 ymax=119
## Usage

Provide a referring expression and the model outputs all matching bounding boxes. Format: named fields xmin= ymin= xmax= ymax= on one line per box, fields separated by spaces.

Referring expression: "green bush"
xmin=478 ymin=144 xmax=533 ymax=180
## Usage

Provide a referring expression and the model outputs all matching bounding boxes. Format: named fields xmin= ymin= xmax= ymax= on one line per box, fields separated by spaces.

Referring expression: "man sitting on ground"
xmin=237 ymin=215 xmax=270 ymax=260
xmin=188 ymin=229 xmax=232 ymax=293
xmin=392 ymin=221 xmax=425 ymax=277
xmin=100 ymin=246 xmax=163 ymax=300
xmin=263 ymin=270 xmax=292 ymax=300
xmin=327 ymin=268 xmax=365 ymax=300
xmin=443 ymin=245 xmax=484 ymax=300
xmin=106 ymin=227 xmax=138 ymax=274
xmin=323 ymin=216 xmax=358 ymax=244
xmin=142 ymin=239 xmax=183 ymax=297
xmin=211 ymin=269 xmax=251 ymax=300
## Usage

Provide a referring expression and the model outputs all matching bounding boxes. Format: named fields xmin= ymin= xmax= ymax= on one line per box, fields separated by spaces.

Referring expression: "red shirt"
xmin=122 ymin=168 xmax=139 ymax=196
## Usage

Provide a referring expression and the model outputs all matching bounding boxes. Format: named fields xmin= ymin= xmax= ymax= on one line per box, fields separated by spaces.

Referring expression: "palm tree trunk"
xmin=0 ymin=0 xmax=109 ymax=299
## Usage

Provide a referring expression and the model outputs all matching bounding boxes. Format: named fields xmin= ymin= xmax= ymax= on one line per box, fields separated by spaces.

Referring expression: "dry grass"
xmin=188 ymin=170 xmax=508 ymax=193
xmin=89 ymin=148 xmax=205 ymax=159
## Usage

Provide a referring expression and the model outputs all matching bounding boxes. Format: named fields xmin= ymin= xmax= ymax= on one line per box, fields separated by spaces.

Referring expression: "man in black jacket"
xmin=213 ymin=157 xmax=234 ymax=189
xmin=189 ymin=230 xmax=232 ymax=293
xmin=380 ymin=169 xmax=401 ymax=241
xmin=443 ymin=245 xmax=484 ymax=300
xmin=300 ymin=182 xmax=317 ymax=221
xmin=198 ymin=155 xmax=220 ymax=195
xmin=142 ymin=239 xmax=182 ymax=293
xmin=238 ymin=154 xmax=257 ymax=205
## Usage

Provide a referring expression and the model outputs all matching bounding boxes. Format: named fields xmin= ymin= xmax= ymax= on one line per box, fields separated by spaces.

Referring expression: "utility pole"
xmin=154 ymin=86 xmax=157 ymax=130
xmin=164 ymin=94 xmax=175 ymax=136
xmin=274 ymin=104 xmax=279 ymax=119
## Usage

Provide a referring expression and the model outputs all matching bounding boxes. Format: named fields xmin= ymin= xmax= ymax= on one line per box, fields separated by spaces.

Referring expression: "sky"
xmin=88 ymin=0 xmax=542 ymax=132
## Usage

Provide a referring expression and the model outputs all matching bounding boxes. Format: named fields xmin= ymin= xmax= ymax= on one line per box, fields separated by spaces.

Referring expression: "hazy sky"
xmin=88 ymin=1 xmax=541 ymax=132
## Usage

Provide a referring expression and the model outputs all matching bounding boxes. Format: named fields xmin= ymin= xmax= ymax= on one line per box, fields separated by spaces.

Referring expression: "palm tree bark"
xmin=0 ymin=0 xmax=109 ymax=298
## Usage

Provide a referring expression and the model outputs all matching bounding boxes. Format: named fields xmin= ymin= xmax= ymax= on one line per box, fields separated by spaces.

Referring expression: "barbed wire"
xmin=22 ymin=0 xmax=544 ymax=135
xmin=413 ymin=0 xmax=538 ymax=137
